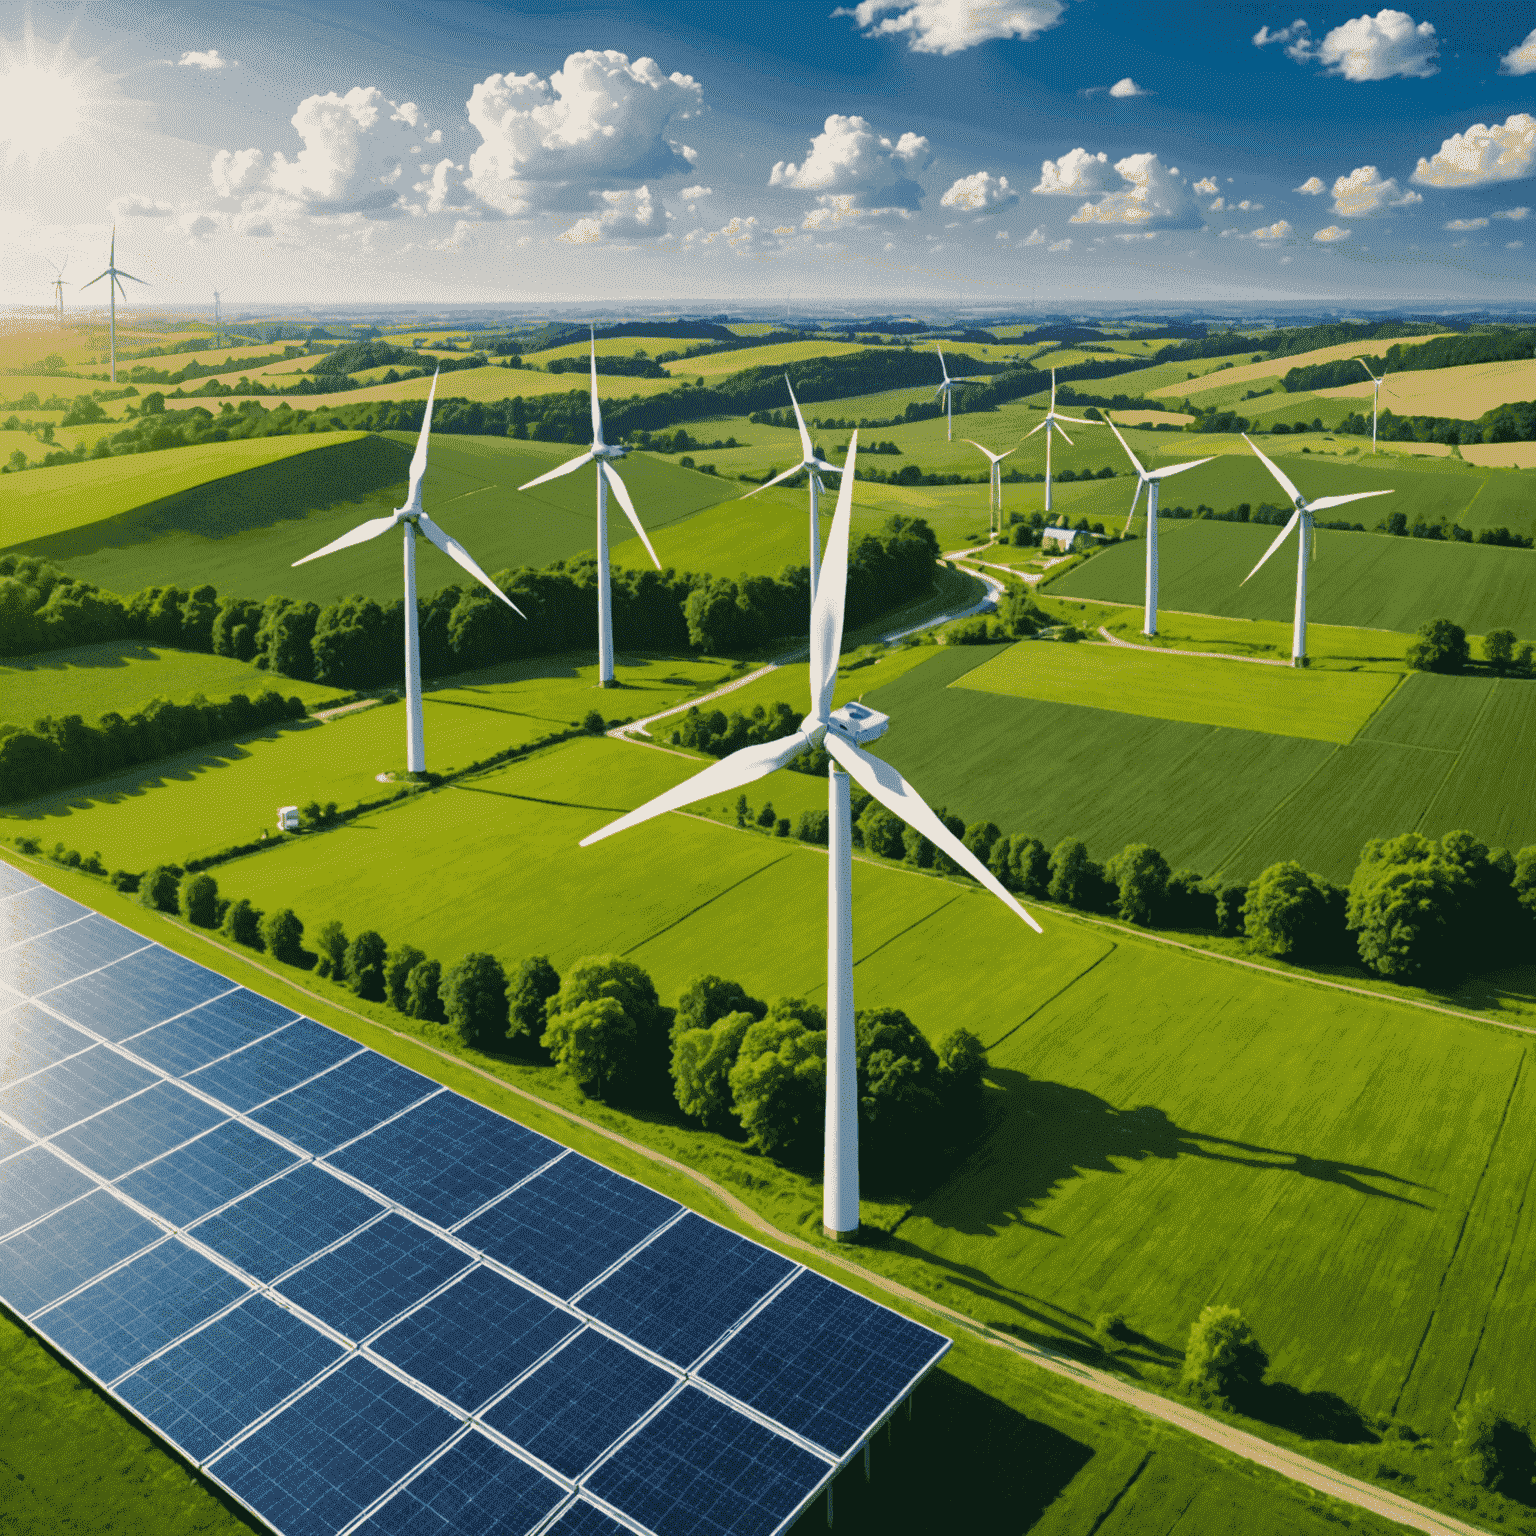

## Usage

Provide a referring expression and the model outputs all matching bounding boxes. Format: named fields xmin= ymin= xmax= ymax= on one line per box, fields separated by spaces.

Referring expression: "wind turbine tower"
xmin=582 ymin=435 xmax=1041 ymax=1241
xmin=933 ymin=344 xmax=980 ymax=442
xmin=213 ymin=291 xmax=222 ymax=349
xmin=1025 ymin=369 xmax=1099 ymax=516
xmin=517 ymin=330 xmax=662 ymax=687
xmin=1352 ymin=356 xmax=1391 ymax=453
xmin=1240 ymin=435 xmax=1393 ymax=666
xmin=48 ymin=259 xmax=69 ymax=324
xmin=81 ymin=227 xmax=147 ymax=384
xmin=292 ymin=370 xmax=523 ymax=770
xmin=962 ymin=439 xmax=1016 ymax=540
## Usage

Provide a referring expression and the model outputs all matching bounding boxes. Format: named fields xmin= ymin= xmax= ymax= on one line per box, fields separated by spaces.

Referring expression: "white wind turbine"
xmin=1103 ymin=415 xmax=1214 ymax=637
xmin=1240 ymin=435 xmax=1393 ymax=667
xmin=933 ymin=344 xmax=981 ymax=442
xmin=740 ymin=375 xmax=843 ymax=600
xmin=293 ymin=370 xmax=523 ymax=771
xmin=1351 ymin=356 xmax=1394 ymax=454
xmin=1024 ymin=369 xmax=1100 ymax=516
xmin=961 ymin=439 xmax=1016 ymax=540
xmin=517 ymin=331 xmax=662 ymax=687
xmin=581 ymin=432 xmax=1040 ymax=1242
xmin=47 ymin=259 xmax=69 ymax=324
xmin=80 ymin=227 xmax=147 ymax=384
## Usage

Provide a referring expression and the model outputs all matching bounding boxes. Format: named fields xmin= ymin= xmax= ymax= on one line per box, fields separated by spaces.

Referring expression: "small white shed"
xmin=1041 ymin=525 xmax=1091 ymax=552
xmin=277 ymin=806 xmax=300 ymax=832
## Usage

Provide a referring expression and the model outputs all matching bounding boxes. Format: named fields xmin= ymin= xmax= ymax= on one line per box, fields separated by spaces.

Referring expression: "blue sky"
xmin=2 ymin=0 xmax=1532 ymax=309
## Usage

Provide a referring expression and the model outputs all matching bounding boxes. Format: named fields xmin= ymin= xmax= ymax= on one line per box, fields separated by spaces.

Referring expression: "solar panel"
xmin=124 ymin=988 xmax=298 ymax=1077
xmin=0 ymin=1042 xmax=158 ymax=1137
xmin=2 ymin=914 xmax=148 ymax=997
xmin=542 ymin=1500 xmax=634 ymax=1536
xmin=0 ymin=1188 xmax=162 ymax=1316
xmin=0 ymin=884 xmax=87 ymax=946
xmin=0 ymin=1121 xmax=34 ymax=1161
xmin=117 ymin=1119 xmax=300 ymax=1227
xmin=51 ymin=1080 xmax=228 ymax=1182
xmin=185 ymin=1018 xmax=361 ymax=1112
xmin=251 ymin=1051 xmax=439 ymax=1155
xmin=0 ymin=1001 xmax=96 ymax=1083
xmin=0 ymin=860 xmax=38 ymax=898
xmin=0 ymin=1145 xmax=98 ymax=1238
xmin=44 ymin=945 xmax=233 ymax=1042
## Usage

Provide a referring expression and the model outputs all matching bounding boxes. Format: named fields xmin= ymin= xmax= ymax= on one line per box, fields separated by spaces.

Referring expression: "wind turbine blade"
xmin=1124 ymin=477 xmax=1144 ymax=535
xmin=810 ymin=458 xmax=844 ymax=476
xmin=405 ymin=368 xmax=440 ymax=507
xmin=995 ymin=447 xmax=1016 ymax=461
xmin=417 ymin=513 xmax=525 ymax=616
xmin=1240 ymin=510 xmax=1301 ymax=585
xmin=1241 ymin=433 xmax=1305 ymax=507
xmin=518 ymin=452 xmax=596 ymax=491
xmin=809 ymin=432 xmax=858 ymax=720
xmin=1352 ymin=356 xmax=1379 ymax=384
xmin=785 ymin=375 xmax=815 ymax=466
xmin=81 ymin=270 xmax=110 ymax=289
xmin=580 ymin=730 xmax=813 ymax=847
xmin=116 ymin=269 xmax=148 ymax=285
xmin=936 ymin=343 xmax=950 ymax=384
xmin=1306 ymin=490 xmax=1394 ymax=513
xmin=740 ymin=463 xmax=806 ymax=498
xmin=601 ymin=461 xmax=661 ymax=569
xmin=1051 ymin=421 xmax=1074 ymax=447
xmin=292 ymin=515 xmax=399 ymax=566
xmin=962 ymin=439 xmax=1001 ymax=464
xmin=589 ymin=330 xmax=603 ymax=447
xmin=1103 ymin=416 xmax=1146 ymax=478
xmin=1147 ymin=455 xmax=1217 ymax=481
xmin=1053 ymin=413 xmax=1099 ymax=426
xmin=823 ymin=734 xmax=1041 ymax=933
xmin=933 ymin=383 xmax=948 ymax=401
xmin=1023 ymin=419 xmax=1050 ymax=439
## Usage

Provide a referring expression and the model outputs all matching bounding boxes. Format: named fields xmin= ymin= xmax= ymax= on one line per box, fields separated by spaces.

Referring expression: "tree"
xmin=1485 ymin=629 xmax=1518 ymax=673
xmin=936 ymin=1027 xmax=987 ymax=1125
xmin=1213 ymin=883 xmax=1248 ymax=937
xmin=542 ymin=955 xmax=668 ymax=1102
xmin=992 ymin=834 xmax=1050 ymax=897
xmin=796 ymin=809 xmax=828 ymax=844
xmin=1181 ymin=1305 xmax=1268 ymax=1406
xmin=345 ymin=931 xmax=388 ymax=1002
xmin=672 ymin=1010 xmax=756 ymax=1128
xmin=181 ymin=873 xmax=219 ymax=929
xmin=406 ymin=957 xmax=444 ymax=1022
xmin=756 ymin=801 xmax=777 ymax=828
xmin=139 ymin=865 xmax=181 ymax=914
xmin=386 ymin=944 xmax=427 ymax=1013
xmin=1405 ymin=617 xmax=1470 ymax=674
xmin=1347 ymin=834 xmax=1464 ymax=985
xmin=728 ymin=1002 xmax=827 ymax=1161
xmin=1244 ymin=862 xmax=1330 ymax=960
xmin=1104 ymin=843 xmax=1170 ymax=927
xmin=901 ymin=819 xmax=934 ymax=868
xmin=734 ymin=794 xmax=749 ymax=827
xmin=1048 ymin=838 xmax=1103 ymax=909
xmin=223 ymin=898 xmax=264 ymax=950
xmin=261 ymin=908 xmax=305 ymax=966
xmin=509 ymin=955 xmax=561 ymax=1045
xmin=859 ymin=801 xmax=906 ymax=860
xmin=1163 ymin=869 xmax=1216 ymax=930
xmin=583 ymin=709 xmax=606 ymax=734
xmin=1515 ymin=846 xmax=1536 ymax=924
xmin=856 ymin=1008 xmax=943 ymax=1182
xmin=443 ymin=952 xmax=509 ymax=1049
xmin=314 ymin=921 xmax=348 ymax=980
xmin=1453 ymin=1391 xmax=1536 ymax=1495
xmin=673 ymin=973 xmax=766 ymax=1043
xmin=962 ymin=822 xmax=1001 ymax=866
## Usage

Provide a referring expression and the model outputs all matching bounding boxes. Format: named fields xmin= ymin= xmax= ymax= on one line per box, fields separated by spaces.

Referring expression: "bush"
xmin=223 ymin=897 xmax=264 ymax=950
xmin=139 ymin=865 xmax=181 ymax=914
xmin=1347 ymin=833 xmax=1465 ymax=985
xmin=443 ymin=952 xmax=509 ymax=1049
xmin=1405 ymin=616 xmax=1470 ymax=674
xmin=757 ymin=802 xmax=777 ymax=828
xmin=261 ymin=908 xmax=305 ymax=966
xmin=774 ymin=817 xmax=791 ymax=838
xmin=1181 ymin=1305 xmax=1268 ymax=1406
xmin=1484 ymin=628 xmax=1518 ymax=673
xmin=509 ymin=955 xmax=561 ymax=1045
xmin=583 ymin=710 xmax=606 ymax=734
xmin=859 ymin=801 xmax=906 ymax=860
xmin=1453 ymin=1391 xmax=1536 ymax=1495
xmin=181 ymin=873 xmax=219 ymax=928
xmin=345 ymin=930 xmax=388 ymax=1003
xmin=314 ymin=921 xmax=348 ymax=979
xmin=386 ymin=943 xmax=427 ymax=1012
xmin=542 ymin=955 xmax=668 ymax=1102
xmin=1104 ymin=843 xmax=1169 ymax=927
xmin=672 ymin=1009 xmax=756 ymax=1129
xmin=728 ymin=1000 xmax=827 ymax=1161
xmin=796 ymin=809 xmax=829 ymax=844
xmin=405 ymin=957 xmax=444 ymax=1022
xmin=856 ymin=1008 xmax=943 ymax=1182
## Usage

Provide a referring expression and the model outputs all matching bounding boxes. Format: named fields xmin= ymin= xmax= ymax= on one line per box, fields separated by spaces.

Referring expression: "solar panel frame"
xmin=49 ymin=1078 xmax=230 ymax=1182
xmin=0 ymin=1042 xmax=160 ymax=1138
xmin=41 ymin=946 xmax=236 ymax=1042
xmin=119 ymin=988 xmax=300 ymax=1078
xmin=250 ymin=1052 xmax=443 ymax=1157
xmin=184 ymin=1019 xmax=364 ymax=1113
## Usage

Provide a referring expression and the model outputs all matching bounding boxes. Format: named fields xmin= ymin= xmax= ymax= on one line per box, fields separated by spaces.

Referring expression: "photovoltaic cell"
xmin=698 ymin=1270 xmax=946 ymax=1458
xmin=458 ymin=1154 xmax=679 ymax=1301
xmin=484 ymin=1328 xmax=674 ymax=1479
xmin=116 ymin=1294 xmax=344 ymax=1464
xmin=0 ymin=1188 xmax=165 ymax=1318
xmin=185 ymin=1018 xmax=359 ymax=1112
xmin=44 ymin=946 xmax=232 ymax=1043
xmin=585 ymin=1384 xmax=827 ymax=1536
xmin=0 ymin=1121 xmax=33 ymax=1161
xmin=125 ymin=989 xmax=298 ymax=1078
xmin=325 ymin=1092 xmax=562 ymax=1230
xmin=544 ymin=1501 xmax=634 ymax=1536
xmin=189 ymin=1163 xmax=382 ymax=1282
xmin=0 ymin=1146 xmax=98 ymax=1239
xmin=580 ymin=1212 xmax=795 ymax=1370
xmin=51 ymin=1080 xmax=228 ymax=1181
xmin=208 ymin=1354 xmax=456 ymax=1536
xmin=360 ymin=1430 xmax=564 ymax=1536
xmin=1 ymin=915 xmax=148 ymax=998
xmin=0 ymin=885 xmax=87 ymax=947
xmin=274 ymin=1213 xmax=473 ymax=1344
xmin=0 ymin=863 xmax=37 ymax=898
xmin=117 ymin=1120 xmax=300 ymax=1227
xmin=0 ymin=1044 xmax=158 ymax=1137
xmin=252 ymin=1052 xmax=438 ymax=1156
xmin=35 ymin=1236 xmax=250 ymax=1385
xmin=370 ymin=1265 xmax=580 ymax=1414
xmin=0 ymin=1002 xmax=95 ymax=1085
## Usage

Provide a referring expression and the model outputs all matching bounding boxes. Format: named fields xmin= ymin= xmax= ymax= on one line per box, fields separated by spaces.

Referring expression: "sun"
xmin=0 ymin=61 xmax=85 ymax=162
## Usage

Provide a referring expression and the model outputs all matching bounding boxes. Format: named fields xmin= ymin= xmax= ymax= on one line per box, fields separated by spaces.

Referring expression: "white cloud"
xmin=773 ymin=224 xmax=796 ymax=236
xmin=1313 ymin=224 xmax=1351 ymax=241
xmin=413 ymin=159 xmax=476 ymax=216
xmin=180 ymin=212 xmax=220 ymax=241
xmin=1412 ymin=114 xmax=1536 ymax=190
xmin=211 ymin=147 xmax=266 ymax=199
xmin=111 ymin=196 xmax=174 ymax=218
xmin=1047 ymin=236 xmax=1072 ymax=251
xmin=178 ymin=49 xmax=232 ymax=69
xmin=1247 ymin=219 xmax=1293 ymax=241
xmin=1114 ymin=231 xmax=1157 ymax=241
xmin=1253 ymin=21 xmax=1306 ymax=48
xmin=1109 ymin=77 xmax=1148 ymax=97
xmin=1499 ymin=27 xmax=1536 ymax=76
xmin=800 ymin=194 xmax=868 ymax=230
xmin=940 ymin=170 xmax=1018 ymax=214
xmin=678 ymin=184 xmax=712 ymax=202
xmin=1332 ymin=165 xmax=1421 ymax=217
xmin=1023 ymin=226 xmax=1046 ymax=244
xmin=1208 ymin=197 xmax=1226 ymax=212
xmin=1494 ymin=206 xmax=1530 ymax=220
xmin=1444 ymin=217 xmax=1488 ymax=231
xmin=1294 ymin=175 xmax=1326 ymax=195
xmin=835 ymin=0 xmax=1064 ymax=55
xmin=1069 ymin=153 xmax=1198 ymax=228
xmin=1033 ymin=147 xmax=1113 ymax=196
xmin=1193 ymin=177 xmax=1218 ymax=195
xmin=770 ymin=114 xmax=930 ymax=212
xmin=1238 ymin=200 xmax=1261 ymax=211
xmin=686 ymin=213 xmax=760 ymax=249
xmin=465 ymin=52 xmax=701 ymax=219
xmin=1508 ymin=240 xmax=1524 ymax=249
xmin=995 ymin=229 xmax=1009 ymax=238
xmin=1303 ymin=10 xmax=1438 ymax=80
xmin=428 ymin=218 xmax=478 ymax=252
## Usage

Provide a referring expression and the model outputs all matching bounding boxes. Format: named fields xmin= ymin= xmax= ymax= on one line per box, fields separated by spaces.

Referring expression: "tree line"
xmin=1283 ymin=328 xmax=1536 ymax=393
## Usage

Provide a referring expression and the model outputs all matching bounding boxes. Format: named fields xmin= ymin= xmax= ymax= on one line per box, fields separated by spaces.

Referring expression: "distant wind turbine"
xmin=933 ymin=344 xmax=981 ymax=442
xmin=213 ymin=290 xmax=222 ymax=350
xmin=1240 ymin=435 xmax=1393 ymax=667
xmin=293 ymin=369 xmax=523 ymax=771
xmin=1351 ymin=356 xmax=1395 ymax=454
xmin=962 ymin=439 xmax=1016 ymax=540
xmin=740 ymin=375 xmax=843 ymax=599
xmin=581 ymin=432 xmax=1040 ymax=1242
xmin=47 ymin=258 xmax=69 ymax=325
xmin=80 ymin=227 xmax=147 ymax=384
xmin=1103 ymin=416 xmax=1214 ymax=637
xmin=1024 ymin=369 xmax=1099 ymax=515
xmin=517 ymin=329 xmax=662 ymax=687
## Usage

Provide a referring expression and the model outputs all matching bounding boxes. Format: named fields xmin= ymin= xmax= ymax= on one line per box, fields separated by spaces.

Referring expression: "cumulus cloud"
xmin=211 ymin=147 xmax=266 ymax=198
xmin=835 ymin=0 xmax=1064 ymax=55
xmin=1265 ymin=11 xmax=1437 ymax=79
xmin=1499 ymin=26 xmax=1536 ymax=75
xmin=1248 ymin=219 xmax=1294 ymax=241
xmin=678 ymin=184 xmax=712 ymax=202
xmin=683 ymin=214 xmax=759 ymax=249
xmin=428 ymin=219 xmax=478 ymax=252
xmin=465 ymin=51 xmax=701 ymax=221
xmin=178 ymin=49 xmax=231 ymax=69
xmin=1033 ymin=147 xmax=1114 ymax=196
xmin=1331 ymin=164 xmax=1421 ymax=217
xmin=1508 ymin=240 xmax=1525 ymax=249
xmin=770 ymin=114 xmax=930 ymax=213
xmin=1193 ymin=177 xmax=1218 ymax=195
xmin=1294 ymin=175 xmax=1326 ymax=195
xmin=1069 ymin=153 xmax=1198 ymax=228
xmin=1253 ymin=20 xmax=1307 ymax=49
xmin=413 ymin=159 xmax=477 ymax=216
xmin=1411 ymin=114 xmax=1536 ymax=190
xmin=1313 ymin=224 xmax=1351 ymax=241
xmin=799 ymin=194 xmax=869 ymax=231
xmin=180 ymin=212 xmax=220 ymax=241
xmin=556 ymin=185 xmax=662 ymax=243
xmin=1444 ymin=217 xmax=1488 ymax=231
xmin=940 ymin=170 xmax=1018 ymax=214
xmin=1110 ymin=77 xmax=1148 ymax=97
xmin=1493 ymin=206 xmax=1530 ymax=220
xmin=1023 ymin=226 xmax=1046 ymax=244
xmin=1047 ymin=236 xmax=1072 ymax=251
xmin=111 ymin=195 xmax=173 ymax=218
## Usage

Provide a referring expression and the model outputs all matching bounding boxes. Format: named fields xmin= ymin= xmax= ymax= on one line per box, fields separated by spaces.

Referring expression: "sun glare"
xmin=0 ymin=62 xmax=84 ymax=162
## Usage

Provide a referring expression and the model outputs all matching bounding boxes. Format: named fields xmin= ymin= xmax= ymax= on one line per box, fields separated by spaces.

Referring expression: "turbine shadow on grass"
xmin=449 ymin=784 xmax=631 ymax=814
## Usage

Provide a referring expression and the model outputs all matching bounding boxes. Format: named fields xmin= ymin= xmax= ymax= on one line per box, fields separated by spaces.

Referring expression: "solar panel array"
xmin=0 ymin=862 xmax=949 ymax=1536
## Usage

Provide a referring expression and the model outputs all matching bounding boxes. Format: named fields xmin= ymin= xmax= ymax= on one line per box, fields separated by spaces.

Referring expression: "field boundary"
xmin=1097 ymin=625 xmax=1290 ymax=667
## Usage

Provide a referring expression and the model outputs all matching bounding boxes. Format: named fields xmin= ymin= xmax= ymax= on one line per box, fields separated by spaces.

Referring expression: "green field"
xmin=1 ymin=643 xmax=349 ymax=729
xmin=952 ymin=640 xmax=1400 ymax=744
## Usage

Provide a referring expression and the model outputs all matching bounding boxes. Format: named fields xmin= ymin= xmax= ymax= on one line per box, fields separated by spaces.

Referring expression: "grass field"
xmin=0 ymin=643 xmax=349 ymax=730
xmin=951 ymin=641 xmax=1400 ymax=744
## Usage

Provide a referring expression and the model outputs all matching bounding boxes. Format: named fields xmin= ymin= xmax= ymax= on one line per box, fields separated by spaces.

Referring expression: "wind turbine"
xmin=47 ymin=259 xmax=69 ymax=324
xmin=1351 ymin=356 xmax=1393 ymax=454
xmin=213 ymin=290 xmax=222 ymax=350
xmin=933 ymin=344 xmax=981 ymax=442
xmin=740 ymin=375 xmax=843 ymax=599
xmin=1024 ymin=369 xmax=1099 ymax=516
xmin=516 ymin=330 xmax=662 ymax=688
xmin=1103 ymin=415 xmax=1214 ymax=637
xmin=80 ymin=227 xmax=147 ymax=384
xmin=293 ymin=370 xmax=523 ymax=771
xmin=580 ymin=433 xmax=1041 ymax=1242
xmin=1240 ymin=435 xmax=1393 ymax=667
xmin=962 ymin=439 xmax=1016 ymax=540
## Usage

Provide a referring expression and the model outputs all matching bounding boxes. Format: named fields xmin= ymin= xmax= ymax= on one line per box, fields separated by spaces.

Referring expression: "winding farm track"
xmin=1096 ymin=624 xmax=1292 ymax=666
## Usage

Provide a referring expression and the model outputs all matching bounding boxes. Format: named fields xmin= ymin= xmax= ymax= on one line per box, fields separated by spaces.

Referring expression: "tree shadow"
xmin=4 ymin=639 xmax=159 ymax=673
xmin=1234 ymin=1381 xmax=1380 ymax=1444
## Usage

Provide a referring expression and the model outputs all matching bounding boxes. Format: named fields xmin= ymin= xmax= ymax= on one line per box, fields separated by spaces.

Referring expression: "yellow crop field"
xmin=1460 ymin=443 xmax=1536 ymax=469
xmin=1154 ymin=334 xmax=1455 ymax=398
xmin=1317 ymin=357 xmax=1536 ymax=419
